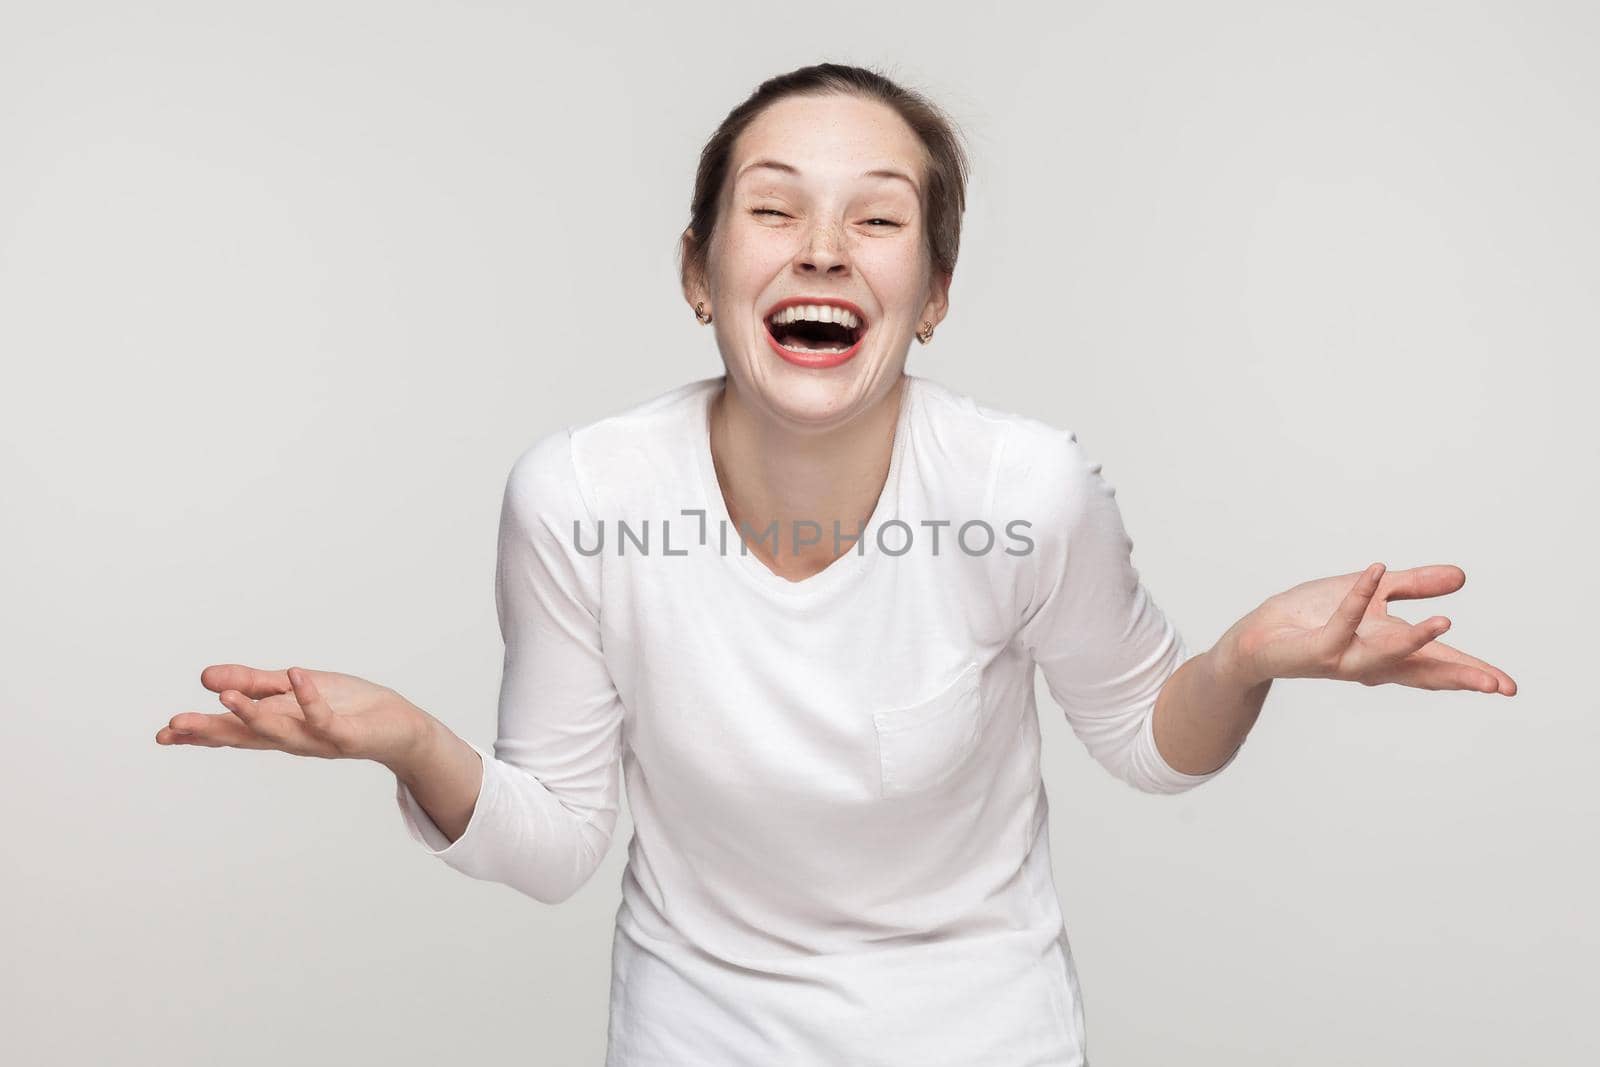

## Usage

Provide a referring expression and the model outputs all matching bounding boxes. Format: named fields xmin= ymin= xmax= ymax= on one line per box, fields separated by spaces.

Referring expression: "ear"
xmin=680 ymin=227 xmax=708 ymax=307
xmin=918 ymin=269 xmax=953 ymax=330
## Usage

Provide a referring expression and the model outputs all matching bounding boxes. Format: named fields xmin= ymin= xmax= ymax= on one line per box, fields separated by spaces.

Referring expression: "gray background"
xmin=4 ymin=1 xmax=1595 ymax=1063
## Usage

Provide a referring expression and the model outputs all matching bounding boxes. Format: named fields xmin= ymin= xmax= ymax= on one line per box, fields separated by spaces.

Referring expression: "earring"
xmin=695 ymin=301 xmax=713 ymax=324
xmin=915 ymin=320 xmax=934 ymax=344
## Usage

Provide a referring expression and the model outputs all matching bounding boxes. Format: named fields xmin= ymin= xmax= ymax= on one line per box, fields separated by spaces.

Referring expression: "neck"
xmin=709 ymin=374 xmax=907 ymax=581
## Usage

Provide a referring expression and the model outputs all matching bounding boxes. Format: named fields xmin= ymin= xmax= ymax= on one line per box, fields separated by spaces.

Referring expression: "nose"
xmin=793 ymin=222 xmax=850 ymax=276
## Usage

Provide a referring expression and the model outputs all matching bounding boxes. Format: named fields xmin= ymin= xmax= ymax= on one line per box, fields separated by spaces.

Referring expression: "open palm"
xmin=155 ymin=664 xmax=424 ymax=765
xmin=1226 ymin=562 xmax=1517 ymax=694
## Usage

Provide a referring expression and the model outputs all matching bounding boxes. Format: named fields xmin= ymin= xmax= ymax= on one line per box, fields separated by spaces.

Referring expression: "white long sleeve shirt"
xmin=395 ymin=372 xmax=1241 ymax=1065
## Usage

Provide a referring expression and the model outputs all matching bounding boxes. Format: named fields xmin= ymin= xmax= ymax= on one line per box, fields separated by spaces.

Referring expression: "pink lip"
xmin=761 ymin=296 xmax=870 ymax=370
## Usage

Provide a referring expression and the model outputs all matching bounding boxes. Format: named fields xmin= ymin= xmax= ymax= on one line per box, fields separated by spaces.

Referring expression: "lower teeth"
xmin=777 ymin=337 xmax=854 ymax=355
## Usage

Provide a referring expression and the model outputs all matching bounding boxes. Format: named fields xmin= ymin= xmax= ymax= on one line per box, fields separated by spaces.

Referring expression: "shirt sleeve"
xmin=394 ymin=426 xmax=626 ymax=903
xmin=1012 ymin=425 xmax=1240 ymax=795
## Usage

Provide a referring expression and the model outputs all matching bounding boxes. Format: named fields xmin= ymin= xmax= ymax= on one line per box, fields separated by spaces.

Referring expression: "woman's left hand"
xmin=1217 ymin=562 xmax=1517 ymax=695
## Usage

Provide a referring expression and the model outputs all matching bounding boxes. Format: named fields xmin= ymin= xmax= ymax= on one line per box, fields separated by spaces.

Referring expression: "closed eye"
xmin=751 ymin=209 xmax=901 ymax=228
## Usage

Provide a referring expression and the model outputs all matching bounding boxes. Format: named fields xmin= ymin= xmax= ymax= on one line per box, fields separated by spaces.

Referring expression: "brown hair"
xmin=679 ymin=62 xmax=972 ymax=300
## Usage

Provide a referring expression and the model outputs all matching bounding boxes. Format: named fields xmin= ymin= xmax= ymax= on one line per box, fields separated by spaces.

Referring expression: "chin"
xmin=738 ymin=356 xmax=898 ymax=430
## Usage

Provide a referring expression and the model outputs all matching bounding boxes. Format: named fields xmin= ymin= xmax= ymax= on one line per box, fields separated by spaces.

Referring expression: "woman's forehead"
xmin=734 ymin=96 xmax=924 ymax=178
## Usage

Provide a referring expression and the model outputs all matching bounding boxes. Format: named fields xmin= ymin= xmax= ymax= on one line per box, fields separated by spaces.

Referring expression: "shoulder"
xmin=500 ymin=426 xmax=589 ymax=544
xmin=503 ymin=376 xmax=718 ymax=527
xmin=902 ymin=374 xmax=1112 ymax=542
xmin=981 ymin=402 xmax=1136 ymax=615
xmin=960 ymin=392 xmax=1104 ymax=535
xmin=902 ymin=375 xmax=1032 ymax=515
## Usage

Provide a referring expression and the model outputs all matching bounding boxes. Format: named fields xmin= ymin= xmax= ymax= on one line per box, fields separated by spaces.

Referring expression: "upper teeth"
xmin=768 ymin=305 xmax=860 ymax=330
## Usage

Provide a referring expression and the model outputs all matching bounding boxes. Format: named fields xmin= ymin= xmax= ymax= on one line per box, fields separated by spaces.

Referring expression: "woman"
xmin=156 ymin=64 xmax=1516 ymax=1065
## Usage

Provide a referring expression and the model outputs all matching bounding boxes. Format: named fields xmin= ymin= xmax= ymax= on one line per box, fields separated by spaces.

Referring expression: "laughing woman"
xmin=157 ymin=63 xmax=1516 ymax=1065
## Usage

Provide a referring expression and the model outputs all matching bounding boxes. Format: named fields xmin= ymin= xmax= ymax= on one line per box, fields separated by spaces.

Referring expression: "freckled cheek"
xmin=722 ymin=232 xmax=790 ymax=269
xmin=850 ymin=244 xmax=911 ymax=272
xmin=852 ymin=248 xmax=922 ymax=300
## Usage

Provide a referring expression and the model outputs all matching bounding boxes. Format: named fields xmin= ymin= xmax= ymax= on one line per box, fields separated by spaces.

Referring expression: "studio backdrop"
xmin=2 ymin=2 xmax=1594 ymax=1065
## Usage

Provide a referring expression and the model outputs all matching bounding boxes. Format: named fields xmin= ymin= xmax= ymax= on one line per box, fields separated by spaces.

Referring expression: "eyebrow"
xmin=734 ymin=158 xmax=920 ymax=195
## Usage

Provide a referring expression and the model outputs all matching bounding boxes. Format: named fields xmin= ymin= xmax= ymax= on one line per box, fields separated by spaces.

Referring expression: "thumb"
xmin=287 ymin=667 xmax=337 ymax=734
xmin=1318 ymin=562 xmax=1385 ymax=656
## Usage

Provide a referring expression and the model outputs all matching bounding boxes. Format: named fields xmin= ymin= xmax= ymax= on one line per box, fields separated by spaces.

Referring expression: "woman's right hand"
xmin=155 ymin=665 xmax=430 ymax=770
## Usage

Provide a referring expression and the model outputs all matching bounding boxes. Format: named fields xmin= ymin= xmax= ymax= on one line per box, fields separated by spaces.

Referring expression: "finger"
xmin=1320 ymin=562 xmax=1386 ymax=654
xmin=159 ymin=711 xmax=276 ymax=749
xmin=287 ymin=667 xmax=337 ymax=734
xmin=1378 ymin=564 xmax=1466 ymax=604
xmin=1381 ymin=655 xmax=1502 ymax=693
xmin=157 ymin=725 xmax=269 ymax=748
xmin=220 ymin=689 xmax=322 ymax=752
xmin=156 ymin=725 xmax=190 ymax=745
xmin=200 ymin=664 xmax=292 ymax=700
xmin=172 ymin=707 xmax=248 ymax=733
xmin=1369 ymin=615 xmax=1453 ymax=666
xmin=1409 ymin=640 xmax=1518 ymax=696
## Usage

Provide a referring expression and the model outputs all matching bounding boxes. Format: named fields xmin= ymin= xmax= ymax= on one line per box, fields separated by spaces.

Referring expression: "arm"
xmin=388 ymin=714 xmax=488 ymax=846
xmin=390 ymin=426 xmax=627 ymax=905
xmin=1013 ymin=425 xmax=1249 ymax=794
xmin=1149 ymin=636 xmax=1271 ymax=776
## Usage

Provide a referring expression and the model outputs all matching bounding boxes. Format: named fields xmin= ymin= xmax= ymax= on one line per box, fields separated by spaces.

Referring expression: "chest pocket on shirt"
xmin=872 ymin=661 xmax=983 ymax=798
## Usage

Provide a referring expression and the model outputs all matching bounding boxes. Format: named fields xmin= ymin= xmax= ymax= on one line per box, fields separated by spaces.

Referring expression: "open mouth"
xmin=763 ymin=312 xmax=867 ymax=356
